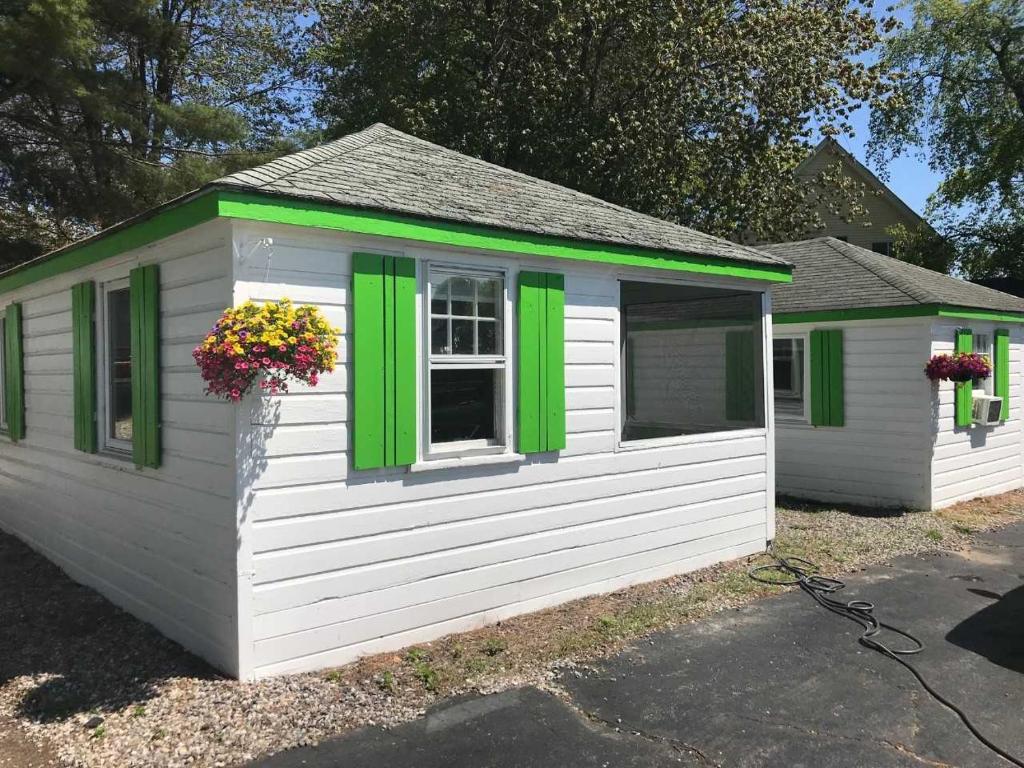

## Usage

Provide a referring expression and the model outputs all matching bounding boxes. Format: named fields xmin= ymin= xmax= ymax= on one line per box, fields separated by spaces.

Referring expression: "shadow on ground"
xmin=948 ymin=582 xmax=1024 ymax=674
xmin=0 ymin=533 xmax=219 ymax=723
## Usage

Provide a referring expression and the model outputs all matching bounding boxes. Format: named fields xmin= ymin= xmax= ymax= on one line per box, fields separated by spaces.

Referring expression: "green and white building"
xmin=0 ymin=125 xmax=791 ymax=679
xmin=763 ymin=237 xmax=1024 ymax=510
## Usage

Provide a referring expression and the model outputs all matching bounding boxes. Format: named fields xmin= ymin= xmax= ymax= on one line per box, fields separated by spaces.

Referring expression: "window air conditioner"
xmin=972 ymin=395 xmax=1003 ymax=426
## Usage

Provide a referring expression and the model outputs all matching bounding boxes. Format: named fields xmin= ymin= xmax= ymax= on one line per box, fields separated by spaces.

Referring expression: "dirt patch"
xmin=1 ymin=490 xmax=1021 ymax=767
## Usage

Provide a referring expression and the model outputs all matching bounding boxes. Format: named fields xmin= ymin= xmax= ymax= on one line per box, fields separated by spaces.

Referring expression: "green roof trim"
xmin=215 ymin=190 xmax=792 ymax=283
xmin=775 ymin=304 xmax=1024 ymax=325
xmin=0 ymin=189 xmax=792 ymax=296
xmin=0 ymin=193 xmax=220 ymax=295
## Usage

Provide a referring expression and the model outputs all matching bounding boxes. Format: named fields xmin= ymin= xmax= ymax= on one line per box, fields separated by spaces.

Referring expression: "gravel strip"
xmin=1 ymin=491 xmax=1021 ymax=768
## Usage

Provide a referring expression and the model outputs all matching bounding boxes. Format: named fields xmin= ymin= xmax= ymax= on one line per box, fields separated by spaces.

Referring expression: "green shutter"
xmin=4 ymin=303 xmax=24 ymax=441
xmin=994 ymin=328 xmax=1010 ymax=420
xmin=130 ymin=264 xmax=160 ymax=468
xmin=725 ymin=330 xmax=756 ymax=422
xmin=72 ymin=282 xmax=98 ymax=453
xmin=810 ymin=329 xmax=844 ymax=427
xmin=954 ymin=327 xmax=973 ymax=428
xmin=518 ymin=271 xmax=565 ymax=453
xmin=352 ymin=252 xmax=417 ymax=469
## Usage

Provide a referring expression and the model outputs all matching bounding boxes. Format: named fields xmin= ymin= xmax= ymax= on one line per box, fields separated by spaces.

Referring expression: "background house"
xmin=0 ymin=124 xmax=791 ymax=679
xmin=790 ymin=138 xmax=932 ymax=255
xmin=761 ymin=237 xmax=1024 ymax=510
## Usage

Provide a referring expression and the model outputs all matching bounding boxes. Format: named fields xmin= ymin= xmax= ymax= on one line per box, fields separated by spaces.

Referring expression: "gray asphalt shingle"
xmin=214 ymin=123 xmax=787 ymax=269
xmin=761 ymin=237 xmax=1024 ymax=315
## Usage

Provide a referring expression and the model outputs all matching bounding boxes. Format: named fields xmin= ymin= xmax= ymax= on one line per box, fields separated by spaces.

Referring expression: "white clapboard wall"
xmin=929 ymin=319 xmax=1024 ymax=508
xmin=0 ymin=219 xmax=241 ymax=674
xmin=774 ymin=317 xmax=934 ymax=509
xmin=231 ymin=220 xmax=772 ymax=679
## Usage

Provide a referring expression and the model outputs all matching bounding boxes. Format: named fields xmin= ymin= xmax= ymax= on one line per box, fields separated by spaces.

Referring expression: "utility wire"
xmin=748 ymin=555 xmax=1024 ymax=768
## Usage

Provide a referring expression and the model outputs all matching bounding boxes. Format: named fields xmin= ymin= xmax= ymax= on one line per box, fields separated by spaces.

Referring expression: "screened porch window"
xmin=773 ymin=336 xmax=807 ymax=420
xmin=620 ymin=280 xmax=764 ymax=442
xmin=427 ymin=268 xmax=507 ymax=454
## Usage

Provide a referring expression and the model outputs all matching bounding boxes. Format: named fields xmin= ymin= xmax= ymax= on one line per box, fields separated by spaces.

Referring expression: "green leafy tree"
xmin=870 ymin=0 xmax=1023 ymax=279
xmin=312 ymin=0 xmax=894 ymax=242
xmin=0 ymin=0 xmax=313 ymax=268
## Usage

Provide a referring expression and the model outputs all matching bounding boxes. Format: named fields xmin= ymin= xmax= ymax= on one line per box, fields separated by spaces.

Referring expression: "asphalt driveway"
xmin=255 ymin=523 xmax=1024 ymax=768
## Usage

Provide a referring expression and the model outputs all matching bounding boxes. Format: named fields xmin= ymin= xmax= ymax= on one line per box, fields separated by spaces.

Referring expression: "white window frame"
xmin=422 ymin=262 xmax=512 ymax=461
xmin=773 ymin=333 xmax=810 ymax=423
xmin=0 ymin=314 xmax=6 ymax=434
xmin=973 ymin=331 xmax=994 ymax=396
xmin=99 ymin=278 xmax=133 ymax=456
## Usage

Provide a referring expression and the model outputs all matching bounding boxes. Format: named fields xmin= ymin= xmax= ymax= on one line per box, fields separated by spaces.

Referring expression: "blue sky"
xmin=812 ymin=2 xmax=939 ymax=218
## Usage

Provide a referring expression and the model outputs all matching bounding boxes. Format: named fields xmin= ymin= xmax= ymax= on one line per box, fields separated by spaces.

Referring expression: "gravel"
xmin=1 ymin=490 xmax=1021 ymax=768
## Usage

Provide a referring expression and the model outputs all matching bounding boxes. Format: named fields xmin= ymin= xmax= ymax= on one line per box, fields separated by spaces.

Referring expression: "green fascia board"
xmin=776 ymin=304 xmax=1024 ymax=325
xmin=0 ymin=187 xmax=792 ymax=295
xmin=0 ymin=193 xmax=220 ymax=295
xmin=215 ymin=189 xmax=793 ymax=283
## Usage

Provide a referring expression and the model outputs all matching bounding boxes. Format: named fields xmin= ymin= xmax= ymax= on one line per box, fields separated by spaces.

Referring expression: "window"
xmin=0 ymin=315 xmax=6 ymax=433
xmin=773 ymin=336 xmax=807 ymax=420
xmin=102 ymin=280 xmax=133 ymax=453
xmin=835 ymin=236 xmax=849 ymax=243
xmin=973 ymin=332 xmax=993 ymax=395
xmin=620 ymin=280 xmax=764 ymax=442
xmin=872 ymin=241 xmax=893 ymax=256
xmin=426 ymin=267 xmax=507 ymax=456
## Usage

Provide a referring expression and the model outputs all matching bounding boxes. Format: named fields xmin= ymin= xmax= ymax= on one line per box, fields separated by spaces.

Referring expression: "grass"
xmin=317 ymin=491 xmax=1023 ymax=702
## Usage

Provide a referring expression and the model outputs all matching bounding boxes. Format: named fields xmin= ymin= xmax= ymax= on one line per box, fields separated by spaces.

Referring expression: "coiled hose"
xmin=749 ymin=555 xmax=1024 ymax=767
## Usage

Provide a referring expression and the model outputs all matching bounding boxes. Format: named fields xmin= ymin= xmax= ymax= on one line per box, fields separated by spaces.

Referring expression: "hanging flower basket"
xmin=193 ymin=299 xmax=340 ymax=401
xmin=924 ymin=352 xmax=992 ymax=383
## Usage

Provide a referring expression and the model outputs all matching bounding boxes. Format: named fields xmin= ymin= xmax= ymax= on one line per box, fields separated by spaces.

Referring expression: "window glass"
xmin=428 ymin=268 xmax=506 ymax=454
xmin=973 ymin=333 xmax=993 ymax=395
xmin=872 ymin=241 xmax=893 ymax=256
xmin=773 ymin=337 xmax=806 ymax=419
xmin=620 ymin=280 xmax=764 ymax=441
xmin=429 ymin=274 xmax=503 ymax=356
xmin=430 ymin=369 xmax=499 ymax=443
xmin=107 ymin=287 xmax=133 ymax=446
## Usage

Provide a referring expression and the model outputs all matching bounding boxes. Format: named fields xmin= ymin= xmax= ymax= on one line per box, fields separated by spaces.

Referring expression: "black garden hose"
xmin=749 ymin=555 xmax=1024 ymax=768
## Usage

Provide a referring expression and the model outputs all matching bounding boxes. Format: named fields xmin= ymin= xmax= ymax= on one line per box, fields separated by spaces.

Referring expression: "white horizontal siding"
xmin=232 ymin=221 xmax=772 ymax=678
xmin=0 ymin=220 xmax=240 ymax=674
xmin=775 ymin=318 xmax=933 ymax=508
xmin=929 ymin=320 xmax=1024 ymax=508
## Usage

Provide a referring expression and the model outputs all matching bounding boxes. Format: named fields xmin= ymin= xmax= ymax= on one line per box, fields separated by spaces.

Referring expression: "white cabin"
xmin=762 ymin=238 xmax=1024 ymax=510
xmin=0 ymin=125 xmax=791 ymax=679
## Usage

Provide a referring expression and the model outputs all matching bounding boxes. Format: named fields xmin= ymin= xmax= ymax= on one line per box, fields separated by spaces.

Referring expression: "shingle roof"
xmin=215 ymin=123 xmax=787 ymax=269
xmin=760 ymin=237 xmax=1024 ymax=315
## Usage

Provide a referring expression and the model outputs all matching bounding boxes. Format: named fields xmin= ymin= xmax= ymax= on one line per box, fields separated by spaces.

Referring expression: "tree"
xmin=0 ymin=0 xmax=313 ymax=268
xmin=870 ymin=0 xmax=1024 ymax=279
xmin=311 ymin=0 xmax=894 ymax=243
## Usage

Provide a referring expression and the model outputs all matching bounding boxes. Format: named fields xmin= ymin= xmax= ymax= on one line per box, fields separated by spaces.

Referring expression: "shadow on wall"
xmin=946 ymin=584 xmax=1024 ymax=675
xmin=0 ymin=532 xmax=219 ymax=723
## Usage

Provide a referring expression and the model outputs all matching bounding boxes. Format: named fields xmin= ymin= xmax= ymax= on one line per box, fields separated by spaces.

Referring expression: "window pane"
xmin=773 ymin=338 xmax=805 ymax=418
xmin=451 ymin=277 xmax=474 ymax=315
xmin=431 ymin=278 xmax=449 ymax=315
xmin=451 ymin=319 xmax=474 ymax=354
xmin=477 ymin=278 xmax=499 ymax=318
xmin=431 ymin=318 xmax=449 ymax=354
xmin=620 ymin=281 xmax=764 ymax=440
xmin=431 ymin=369 xmax=499 ymax=444
xmin=107 ymin=288 xmax=133 ymax=443
xmin=478 ymin=320 xmax=498 ymax=354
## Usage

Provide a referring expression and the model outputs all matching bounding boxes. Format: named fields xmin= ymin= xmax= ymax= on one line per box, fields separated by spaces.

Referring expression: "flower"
xmin=925 ymin=352 xmax=992 ymax=382
xmin=192 ymin=299 xmax=340 ymax=401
